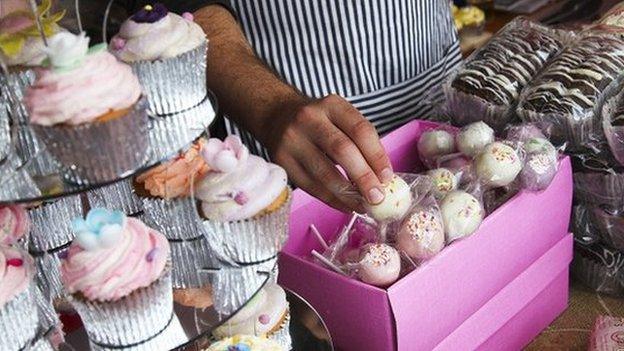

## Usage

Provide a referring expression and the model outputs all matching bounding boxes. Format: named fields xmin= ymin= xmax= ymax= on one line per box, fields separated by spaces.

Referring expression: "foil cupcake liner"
xmin=207 ymin=256 xmax=278 ymax=316
xmin=0 ymin=285 xmax=39 ymax=351
xmin=140 ymin=197 xmax=216 ymax=288
xmin=0 ymin=68 xmax=35 ymax=126
xmin=69 ymin=266 xmax=185 ymax=350
xmin=0 ymin=100 xmax=10 ymax=162
xmin=87 ymin=179 xmax=143 ymax=215
xmin=28 ymin=337 xmax=55 ymax=351
xmin=28 ymin=195 xmax=83 ymax=301
xmin=33 ymin=285 xmax=62 ymax=344
xmin=572 ymin=242 xmax=624 ymax=297
xmin=131 ymin=41 xmax=208 ymax=116
xmin=148 ymin=94 xmax=215 ymax=162
xmin=201 ymin=190 xmax=292 ymax=265
xmin=574 ymin=172 xmax=624 ymax=209
xmin=0 ymin=163 xmax=41 ymax=201
xmin=31 ymin=98 xmax=150 ymax=185
xmin=14 ymin=125 xmax=60 ymax=177
xmin=269 ymin=311 xmax=292 ymax=351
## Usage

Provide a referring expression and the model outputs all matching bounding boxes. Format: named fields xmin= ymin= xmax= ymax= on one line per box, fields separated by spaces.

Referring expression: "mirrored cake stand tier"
xmin=0 ymin=92 xmax=217 ymax=204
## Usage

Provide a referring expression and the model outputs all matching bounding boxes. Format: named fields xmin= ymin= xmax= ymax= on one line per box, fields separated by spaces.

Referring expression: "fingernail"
xmin=380 ymin=168 xmax=394 ymax=183
xmin=368 ymin=187 xmax=385 ymax=204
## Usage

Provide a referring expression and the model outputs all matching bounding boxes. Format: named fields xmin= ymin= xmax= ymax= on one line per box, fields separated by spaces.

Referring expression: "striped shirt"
xmin=225 ymin=0 xmax=462 ymax=157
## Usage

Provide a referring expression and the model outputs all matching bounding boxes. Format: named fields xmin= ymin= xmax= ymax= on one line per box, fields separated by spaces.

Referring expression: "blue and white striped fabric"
xmin=226 ymin=0 xmax=462 ymax=157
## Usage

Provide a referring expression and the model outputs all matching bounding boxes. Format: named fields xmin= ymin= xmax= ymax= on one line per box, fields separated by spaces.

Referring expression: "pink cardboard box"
xmin=278 ymin=120 xmax=573 ymax=351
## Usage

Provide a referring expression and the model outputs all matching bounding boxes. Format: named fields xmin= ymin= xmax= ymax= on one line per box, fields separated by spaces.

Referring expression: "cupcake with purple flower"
xmin=109 ymin=3 xmax=208 ymax=115
xmin=61 ymin=208 xmax=185 ymax=349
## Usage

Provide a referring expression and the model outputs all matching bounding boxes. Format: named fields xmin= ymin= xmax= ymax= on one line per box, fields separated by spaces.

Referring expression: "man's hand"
xmin=195 ymin=5 xmax=393 ymax=211
xmin=261 ymin=95 xmax=393 ymax=212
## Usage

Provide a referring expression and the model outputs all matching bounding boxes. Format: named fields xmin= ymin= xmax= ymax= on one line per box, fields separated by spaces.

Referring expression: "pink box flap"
xmin=434 ymin=234 xmax=573 ymax=351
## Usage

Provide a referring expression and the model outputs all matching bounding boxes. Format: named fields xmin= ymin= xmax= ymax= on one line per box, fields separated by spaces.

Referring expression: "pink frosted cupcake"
xmin=61 ymin=208 xmax=184 ymax=349
xmin=196 ymin=136 xmax=291 ymax=265
xmin=0 ymin=246 xmax=39 ymax=351
xmin=0 ymin=205 xmax=30 ymax=248
xmin=24 ymin=32 xmax=147 ymax=184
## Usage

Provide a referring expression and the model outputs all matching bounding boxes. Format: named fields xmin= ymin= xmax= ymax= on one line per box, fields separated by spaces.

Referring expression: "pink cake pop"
xmin=356 ymin=244 xmax=401 ymax=287
xmin=396 ymin=207 xmax=445 ymax=261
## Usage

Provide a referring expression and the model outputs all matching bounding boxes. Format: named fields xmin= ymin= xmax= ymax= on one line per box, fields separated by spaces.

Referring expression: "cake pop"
xmin=475 ymin=142 xmax=522 ymax=187
xmin=418 ymin=130 xmax=455 ymax=167
xmin=396 ymin=207 xmax=445 ymax=261
xmin=356 ymin=243 xmax=401 ymax=287
xmin=427 ymin=168 xmax=459 ymax=199
xmin=456 ymin=122 xmax=495 ymax=157
xmin=520 ymin=152 xmax=558 ymax=191
xmin=440 ymin=190 xmax=484 ymax=242
xmin=366 ymin=176 xmax=412 ymax=222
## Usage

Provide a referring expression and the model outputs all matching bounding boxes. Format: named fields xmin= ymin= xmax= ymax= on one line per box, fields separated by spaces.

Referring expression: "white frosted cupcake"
xmin=109 ymin=4 xmax=208 ymax=115
xmin=196 ymin=136 xmax=291 ymax=265
xmin=206 ymin=335 xmax=285 ymax=351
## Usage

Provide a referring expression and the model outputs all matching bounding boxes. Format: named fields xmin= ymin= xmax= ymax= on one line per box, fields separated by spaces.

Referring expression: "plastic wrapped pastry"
xmin=446 ymin=18 xmax=564 ymax=130
xmin=572 ymin=240 xmax=624 ymax=297
xmin=517 ymin=29 xmax=624 ymax=152
xmin=601 ymin=84 xmax=624 ymax=168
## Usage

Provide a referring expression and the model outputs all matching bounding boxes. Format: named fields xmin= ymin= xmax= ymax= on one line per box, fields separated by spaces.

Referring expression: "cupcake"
xmin=134 ymin=140 xmax=216 ymax=291
xmin=61 ymin=208 xmax=185 ymax=349
xmin=197 ymin=136 xmax=291 ymax=265
xmin=0 ymin=245 xmax=40 ymax=351
xmin=213 ymin=283 xmax=291 ymax=349
xmin=0 ymin=205 xmax=30 ymax=248
xmin=206 ymin=335 xmax=285 ymax=351
xmin=109 ymin=3 xmax=208 ymax=115
xmin=24 ymin=31 xmax=148 ymax=184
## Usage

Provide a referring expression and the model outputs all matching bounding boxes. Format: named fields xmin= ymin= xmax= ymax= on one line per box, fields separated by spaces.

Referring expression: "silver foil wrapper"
xmin=207 ymin=256 xmax=277 ymax=316
xmin=131 ymin=41 xmax=208 ymax=116
xmin=28 ymin=337 xmax=55 ymax=351
xmin=69 ymin=266 xmax=186 ymax=350
xmin=0 ymin=285 xmax=39 ymax=351
xmin=28 ymin=195 xmax=83 ymax=301
xmin=269 ymin=312 xmax=292 ymax=351
xmin=31 ymin=98 xmax=150 ymax=185
xmin=87 ymin=179 xmax=143 ymax=215
xmin=140 ymin=197 xmax=215 ymax=288
xmin=0 ymin=68 xmax=35 ymax=126
xmin=148 ymin=95 xmax=214 ymax=162
xmin=201 ymin=190 xmax=292 ymax=265
xmin=0 ymin=163 xmax=41 ymax=201
xmin=14 ymin=125 xmax=60 ymax=177
xmin=0 ymin=100 xmax=11 ymax=162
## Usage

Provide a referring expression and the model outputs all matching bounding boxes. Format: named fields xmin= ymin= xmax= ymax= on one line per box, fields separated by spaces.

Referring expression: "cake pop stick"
xmin=311 ymin=250 xmax=347 ymax=276
xmin=309 ymin=224 xmax=329 ymax=251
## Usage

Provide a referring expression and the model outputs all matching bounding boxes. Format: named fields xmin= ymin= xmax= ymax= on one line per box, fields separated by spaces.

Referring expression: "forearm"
xmin=193 ymin=5 xmax=306 ymax=143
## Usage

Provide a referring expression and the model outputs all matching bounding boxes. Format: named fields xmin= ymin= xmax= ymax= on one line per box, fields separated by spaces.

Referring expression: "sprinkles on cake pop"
xmin=6 ymin=258 xmax=23 ymax=267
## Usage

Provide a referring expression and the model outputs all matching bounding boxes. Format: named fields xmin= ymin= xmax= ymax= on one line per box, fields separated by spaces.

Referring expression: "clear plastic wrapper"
xmin=573 ymin=171 xmax=624 ymax=209
xmin=473 ymin=141 xmax=525 ymax=190
xmin=417 ymin=127 xmax=457 ymax=169
xmin=446 ymin=17 xmax=565 ymax=130
xmin=589 ymin=206 xmax=624 ymax=252
xmin=572 ymin=240 xmax=624 ymax=297
xmin=440 ymin=187 xmax=485 ymax=243
xmin=517 ymin=29 xmax=624 ymax=153
xmin=601 ymin=84 xmax=624 ymax=168
xmin=599 ymin=2 xmax=624 ymax=27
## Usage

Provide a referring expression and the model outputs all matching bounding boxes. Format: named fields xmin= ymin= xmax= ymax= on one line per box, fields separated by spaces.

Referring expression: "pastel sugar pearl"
xmin=417 ymin=130 xmax=455 ymax=167
xmin=427 ymin=168 xmax=458 ymax=199
xmin=475 ymin=142 xmax=522 ymax=187
xmin=357 ymin=244 xmax=401 ymax=287
xmin=456 ymin=121 xmax=495 ymax=157
xmin=440 ymin=190 xmax=484 ymax=242
xmin=396 ymin=207 xmax=445 ymax=261
xmin=366 ymin=175 xmax=412 ymax=222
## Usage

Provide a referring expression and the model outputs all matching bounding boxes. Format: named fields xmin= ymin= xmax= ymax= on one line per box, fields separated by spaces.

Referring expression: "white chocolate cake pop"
xmin=475 ymin=142 xmax=522 ymax=187
xmin=396 ymin=207 xmax=445 ymax=261
xmin=520 ymin=152 xmax=558 ymax=191
xmin=418 ymin=130 xmax=456 ymax=167
xmin=523 ymin=137 xmax=557 ymax=161
xmin=456 ymin=122 xmax=495 ymax=157
xmin=440 ymin=190 xmax=484 ymax=242
xmin=427 ymin=168 xmax=459 ymax=199
xmin=366 ymin=175 xmax=412 ymax=221
xmin=357 ymin=243 xmax=401 ymax=287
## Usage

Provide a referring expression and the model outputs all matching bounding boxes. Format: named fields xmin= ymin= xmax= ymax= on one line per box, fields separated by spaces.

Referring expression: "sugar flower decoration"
xmin=72 ymin=208 xmax=126 ymax=251
xmin=42 ymin=31 xmax=91 ymax=70
xmin=0 ymin=0 xmax=65 ymax=58
xmin=132 ymin=3 xmax=169 ymax=23
xmin=0 ymin=205 xmax=30 ymax=246
xmin=201 ymin=136 xmax=249 ymax=173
